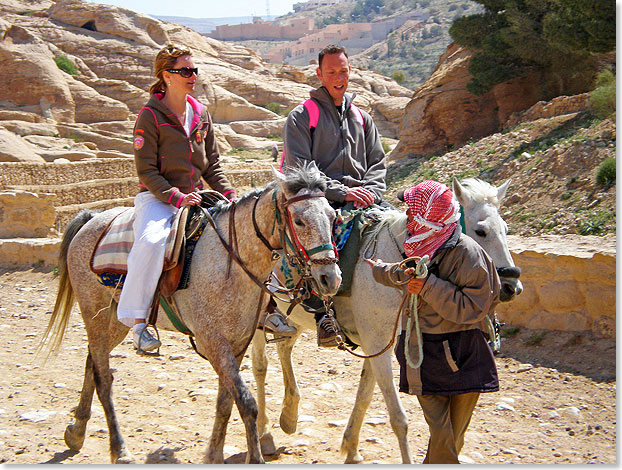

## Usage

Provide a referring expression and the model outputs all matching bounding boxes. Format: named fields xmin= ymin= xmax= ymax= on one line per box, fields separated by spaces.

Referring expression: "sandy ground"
xmin=0 ymin=267 xmax=616 ymax=465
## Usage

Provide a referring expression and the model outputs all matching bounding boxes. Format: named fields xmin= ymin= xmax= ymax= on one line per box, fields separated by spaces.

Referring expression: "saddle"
xmin=90 ymin=190 xmax=224 ymax=297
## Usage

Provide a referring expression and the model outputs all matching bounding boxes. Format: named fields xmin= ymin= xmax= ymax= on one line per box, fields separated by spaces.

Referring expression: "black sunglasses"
xmin=167 ymin=67 xmax=198 ymax=78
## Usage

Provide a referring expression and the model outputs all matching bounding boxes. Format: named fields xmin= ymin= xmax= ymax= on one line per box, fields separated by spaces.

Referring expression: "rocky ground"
xmin=0 ymin=267 xmax=615 ymax=465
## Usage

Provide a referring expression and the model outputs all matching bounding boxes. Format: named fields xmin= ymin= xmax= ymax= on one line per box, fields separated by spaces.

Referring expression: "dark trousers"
xmin=416 ymin=392 xmax=480 ymax=464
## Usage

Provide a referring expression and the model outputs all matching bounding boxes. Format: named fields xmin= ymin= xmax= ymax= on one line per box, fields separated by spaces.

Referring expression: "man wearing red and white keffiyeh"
xmin=365 ymin=179 xmax=501 ymax=464
xmin=402 ymin=180 xmax=461 ymax=260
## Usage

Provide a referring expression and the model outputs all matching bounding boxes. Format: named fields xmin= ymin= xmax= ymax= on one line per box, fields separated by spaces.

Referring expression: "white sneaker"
xmin=260 ymin=311 xmax=297 ymax=337
xmin=133 ymin=323 xmax=161 ymax=353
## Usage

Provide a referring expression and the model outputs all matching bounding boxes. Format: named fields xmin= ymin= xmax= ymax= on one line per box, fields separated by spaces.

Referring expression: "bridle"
xmin=253 ymin=188 xmax=338 ymax=268
xmin=197 ymin=186 xmax=337 ymax=356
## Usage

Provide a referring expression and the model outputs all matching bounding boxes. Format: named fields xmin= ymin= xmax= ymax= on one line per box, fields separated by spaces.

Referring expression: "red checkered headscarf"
xmin=401 ymin=180 xmax=460 ymax=260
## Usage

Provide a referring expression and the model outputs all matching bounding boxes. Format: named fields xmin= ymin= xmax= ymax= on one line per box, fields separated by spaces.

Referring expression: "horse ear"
xmin=452 ymin=178 xmax=472 ymax=208
xmin=271 ymin=166 xmax=289 ymax=195
xmin=496 ymin=179 xmax=511 ymax=204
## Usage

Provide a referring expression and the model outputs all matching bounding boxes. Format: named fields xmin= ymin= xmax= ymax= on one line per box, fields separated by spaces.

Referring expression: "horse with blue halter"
xmin=251 ymin=177 xmax=522 ymax=463
xmin=39 ymin=163 xmax=341 ymax=464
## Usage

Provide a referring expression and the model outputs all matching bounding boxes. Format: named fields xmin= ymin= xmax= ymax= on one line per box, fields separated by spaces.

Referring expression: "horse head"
xmin=452 ymin=177 xmax=523 ymax=302
xmin=274 ymin=163 xmax=342 ymax=297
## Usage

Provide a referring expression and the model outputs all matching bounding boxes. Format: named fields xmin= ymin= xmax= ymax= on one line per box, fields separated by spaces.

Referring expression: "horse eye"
xmin=474 ymin=229 xmax=486 ymax=238
xmin=294 ymin=217 xmax=305 ymax=227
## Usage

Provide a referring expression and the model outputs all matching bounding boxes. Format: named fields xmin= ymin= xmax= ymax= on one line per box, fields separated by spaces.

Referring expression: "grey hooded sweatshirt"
xmin=282 ymin=86 xmax=386 ymax=204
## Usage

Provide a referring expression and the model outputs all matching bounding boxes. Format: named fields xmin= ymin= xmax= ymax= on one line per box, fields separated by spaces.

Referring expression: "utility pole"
xmin=266 ymin=0 xmax=270 ymax=19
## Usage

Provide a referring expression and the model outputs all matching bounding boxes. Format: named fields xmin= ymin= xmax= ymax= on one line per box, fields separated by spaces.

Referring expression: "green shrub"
xmin=392 ymin=70 xmax=405 ymax=84
xmin=589 ymin=69 xmax=616 ymax=119
xmin=524 ymin=330 xmax=547 ymax=346
xmin=55 ymin=55 xmax=78 ymax=75
xmin=595 ymin=157 xmax=616 ymax=187
xmin=577 ymin=210 xmax=614 ymax=235
xmin=265 ymin=102 xmax=283 ymax=115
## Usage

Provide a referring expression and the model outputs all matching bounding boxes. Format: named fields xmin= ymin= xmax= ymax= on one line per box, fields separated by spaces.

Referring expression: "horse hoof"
xmin=114 ymin=448 xmax=135 ymax=464
xmin=279 ymin=412 xmax=298 ymax=435
xmin=64 ymin=424 xmax=85 ymax=451
xmin=344 ymin=453 xmax=365 ymax=464
xmin=260 ymin=432 xmax=277 ymax=455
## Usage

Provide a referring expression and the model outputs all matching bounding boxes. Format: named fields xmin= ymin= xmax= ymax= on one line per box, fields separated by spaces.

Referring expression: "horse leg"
xmin=251 ymin=331 xmax=277 ymax=455
xmin=368 ymin=354 xmax=412 ymax=464
xmin=202 ymin=336 xmax=263 ymax=464
xmin=204 ymin=377 xmax=234 ymax=464
xmin=84 ymin=304 xmax=134 ymax=464
xmin=341 ymin=358 xmax=376 ymax=464
xmin=276 ymin=333 xmax=301 ymax=435
xmin=64 ymin=352 xmax=96 ymax=452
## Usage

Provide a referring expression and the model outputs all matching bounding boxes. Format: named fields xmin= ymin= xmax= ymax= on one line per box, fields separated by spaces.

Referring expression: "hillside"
xmin=385 ymin=109 xmax=616 ymax=237
xmin=265 ymin=0 xmax=483 ymax=90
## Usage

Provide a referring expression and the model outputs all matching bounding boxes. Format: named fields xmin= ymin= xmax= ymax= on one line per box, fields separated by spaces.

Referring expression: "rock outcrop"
xmin=499 ymin=235 xmax=616 ymax=339
xmin=391 ymin=43 xmax=541 ymax=159
xmin=0 ymin=0 xmax=412 ymax=162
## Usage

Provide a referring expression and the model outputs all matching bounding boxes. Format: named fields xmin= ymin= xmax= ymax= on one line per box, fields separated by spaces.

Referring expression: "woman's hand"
xmin=181 ymin=192 xmax=202 ymax=206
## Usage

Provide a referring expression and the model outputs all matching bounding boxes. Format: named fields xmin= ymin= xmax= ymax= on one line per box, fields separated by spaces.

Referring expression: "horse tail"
xmin=38 ymin=210 xmax=97 ymax=360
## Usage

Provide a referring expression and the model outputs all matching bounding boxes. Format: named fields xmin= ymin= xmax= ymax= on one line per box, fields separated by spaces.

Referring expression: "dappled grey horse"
xmin=252 ymin=177 xmax=522 ymax=463
xmin=40 ymin=164 xmax=341 ymax=464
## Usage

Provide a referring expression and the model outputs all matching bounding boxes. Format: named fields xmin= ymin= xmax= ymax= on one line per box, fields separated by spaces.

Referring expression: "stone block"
xmin=0 ymin=190 xmax=56 ymax=238
xmin=0 ymin=238 xmax=60 ymax=267
xmin=538 ymin=281 xmax=585 ymax=312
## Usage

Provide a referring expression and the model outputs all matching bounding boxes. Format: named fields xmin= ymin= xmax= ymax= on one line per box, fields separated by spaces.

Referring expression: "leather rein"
xmin=199 ymin=187 xmax=336 ymax=358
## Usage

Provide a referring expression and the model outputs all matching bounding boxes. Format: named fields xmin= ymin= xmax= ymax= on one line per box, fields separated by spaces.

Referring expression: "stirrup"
xmin=261 ymin=311 xmax=297 ymax=344
xmin=134 ymin=324 xmax=161 ymax=356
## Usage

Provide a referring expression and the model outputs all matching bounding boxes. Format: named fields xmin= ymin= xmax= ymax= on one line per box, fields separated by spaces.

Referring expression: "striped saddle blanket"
xmin=90 ymin=207 xmax=187 ymax=275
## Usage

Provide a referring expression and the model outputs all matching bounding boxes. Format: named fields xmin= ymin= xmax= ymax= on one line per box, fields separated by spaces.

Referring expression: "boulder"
xmin=497 ymin=235 xmax=616 ymax=338
xmin=392 ymin=43 xmax=540 ymax=159
xmin=200 ymin=83 xmax=280 ymax=123
xmin=0 ymin=129 xmax=45 ymax=162
xmin=0 ymin=121 xmax=58 ymax=137
xmin=49 ymin=0 xmax=170 ymax=48
xmin=214 ymin=124 xmax=279 ymax=151
xmin=0 ymin=25 xmax=74 ymax=122
xmin=0 ymin=190 xmax=56 ymax=237
xmin=229 ymin=118 xmax=286 ymax=138
xmin=66 ymin=76 xmax=130 ymax=123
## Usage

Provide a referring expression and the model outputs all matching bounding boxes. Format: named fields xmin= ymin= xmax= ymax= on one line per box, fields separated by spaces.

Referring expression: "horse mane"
xmin=361 ymin=208 xmax=408 ymax=256
xmin=459 ymin=178 xmax=500 ymax=207
xmin=209 ymin=163 xmax=327 ymax=216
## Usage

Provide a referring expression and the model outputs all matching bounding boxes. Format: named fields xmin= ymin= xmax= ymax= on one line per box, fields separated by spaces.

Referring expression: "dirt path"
xmin=0 ymin=268 xmax=615 ymax=464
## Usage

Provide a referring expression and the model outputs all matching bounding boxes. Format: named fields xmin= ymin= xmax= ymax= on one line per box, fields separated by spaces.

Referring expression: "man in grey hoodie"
xmin=266 ymin=44 xmax=388 ymax=345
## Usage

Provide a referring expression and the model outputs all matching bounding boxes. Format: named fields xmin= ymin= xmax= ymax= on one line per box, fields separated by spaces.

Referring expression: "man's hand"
xmin=404 ymin=267 xmax=427 ymax=295
xmin=345 ymin=187 xmax=375 ymax=209
xmin=180 ymin=192 xmax=202 ymax=206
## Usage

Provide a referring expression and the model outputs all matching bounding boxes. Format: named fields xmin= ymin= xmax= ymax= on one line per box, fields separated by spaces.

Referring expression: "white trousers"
xmin=117 ymin=191 xmax=178 ymax=327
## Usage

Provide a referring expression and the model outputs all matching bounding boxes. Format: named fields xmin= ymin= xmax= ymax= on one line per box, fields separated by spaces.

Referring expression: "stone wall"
xmin=497 ymin=235 xmax=616 ymax=339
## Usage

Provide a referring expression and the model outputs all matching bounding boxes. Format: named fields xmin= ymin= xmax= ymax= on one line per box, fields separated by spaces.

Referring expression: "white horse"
xmin=251 ymin=177 xmax=522 ymax=463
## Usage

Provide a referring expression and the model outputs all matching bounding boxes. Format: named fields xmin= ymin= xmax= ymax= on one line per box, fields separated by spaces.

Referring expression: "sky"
xmin=84 ymin=0 xmax=298 ymax=19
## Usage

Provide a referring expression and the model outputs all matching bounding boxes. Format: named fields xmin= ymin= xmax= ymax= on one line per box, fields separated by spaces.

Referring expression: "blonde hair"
xmin=149 ymin=44 xmax=193 ymax=95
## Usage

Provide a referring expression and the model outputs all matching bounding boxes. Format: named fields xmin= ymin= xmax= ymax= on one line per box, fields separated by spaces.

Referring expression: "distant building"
xmin=208 ymin=17 xmax=316 ymax=41
xmin=264 ymin=9 xmax=428 ymax=65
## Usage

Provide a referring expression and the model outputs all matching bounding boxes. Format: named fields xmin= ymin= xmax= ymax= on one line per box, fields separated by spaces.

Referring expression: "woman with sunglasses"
xmin=117 ymin=44 xmax=237 ymax=353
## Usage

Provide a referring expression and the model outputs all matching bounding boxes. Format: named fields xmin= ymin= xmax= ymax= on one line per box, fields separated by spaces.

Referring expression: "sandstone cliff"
xmin=392 ymin=43 xmax=543 ymax=159
xmin=0 ymin=0 xmax=412 ymax=163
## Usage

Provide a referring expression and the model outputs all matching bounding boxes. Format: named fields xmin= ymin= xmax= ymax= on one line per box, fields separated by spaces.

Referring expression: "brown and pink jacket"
xmin=133 ymin=93 xmax=236 ymax=207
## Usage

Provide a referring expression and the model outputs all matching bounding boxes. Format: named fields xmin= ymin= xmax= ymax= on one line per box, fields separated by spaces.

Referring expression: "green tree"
xmin=392 ymin=70 xmax=406 ymax=83
xmin=449 ymin=0 xmax=615 ymax=97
